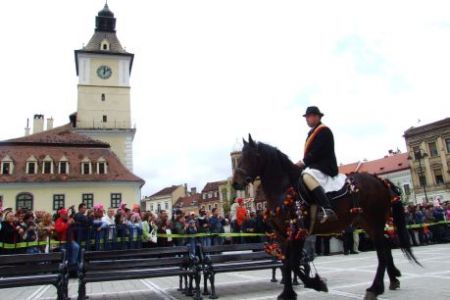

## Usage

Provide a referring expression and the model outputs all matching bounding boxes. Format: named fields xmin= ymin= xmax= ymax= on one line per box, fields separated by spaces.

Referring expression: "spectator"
xmin=172 ymin=210 xmax=186 ymax=247
xmin=242 ymin=211 xmax=258 ymax=243
xmin=209 ymin=208 xmax=225 ymax=245
xmin=0 ymin=209 xmax=22 ymax=254
xmin=129 ymin=213 xmax=143 ymax=248
xmin=157 ymin=210 xmax=172 ymax=247
xmin=37 ymin=212 xmax=54 ymax=253
xmin=21 ymin=211 xmax=40 ymax=254
xmin=433 ymin=204 xmax=445 ymax=243
xmin=234 ymin=198 xmax=248 ymax=243
xmin=114 ymin=211 xmax=129 ymax=249
xmin=197 ymin=208 xmax=211 ymax=247
xmin=222 ymin=218 xmax=232 ymax=245
xmin=342 ymin=225 xmax=356 ymax=255
xmin=54 ymin=208 xmax=79 ymax=269
xmin=186 ymin=219 xmax=198 ymax=255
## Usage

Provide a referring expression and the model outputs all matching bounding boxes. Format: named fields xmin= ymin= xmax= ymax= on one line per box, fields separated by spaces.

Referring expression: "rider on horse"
xmin=296 ymin=106 xmax=345 ymax=224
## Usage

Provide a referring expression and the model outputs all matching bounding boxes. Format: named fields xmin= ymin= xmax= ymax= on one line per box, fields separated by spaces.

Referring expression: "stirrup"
xmin=319 ymin=207 xmax=337 ymax=224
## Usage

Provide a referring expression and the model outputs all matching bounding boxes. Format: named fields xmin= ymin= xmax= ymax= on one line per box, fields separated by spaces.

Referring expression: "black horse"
xmin=232 ymin=135 xmax=420 ymax=300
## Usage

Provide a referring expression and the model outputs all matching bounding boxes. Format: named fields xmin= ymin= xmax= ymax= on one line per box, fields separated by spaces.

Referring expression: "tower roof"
xmin=80 ymin=4 xmax=129 ymax=54
xmin=74 ymin=4 xmax=134 ymax=75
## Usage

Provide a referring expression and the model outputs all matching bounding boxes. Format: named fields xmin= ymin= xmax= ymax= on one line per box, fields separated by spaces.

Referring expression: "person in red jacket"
xmin=55 ymin=208 xmax=79 ymax=267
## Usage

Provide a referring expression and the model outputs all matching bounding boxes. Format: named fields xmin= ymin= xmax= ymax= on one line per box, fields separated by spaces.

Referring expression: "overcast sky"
xmin=0 ymin=1 xmax=448 ymax=197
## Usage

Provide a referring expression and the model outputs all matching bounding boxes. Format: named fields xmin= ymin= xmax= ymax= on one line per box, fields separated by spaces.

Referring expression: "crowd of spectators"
xmin=1 ymin=198 xmax=449 ymax=268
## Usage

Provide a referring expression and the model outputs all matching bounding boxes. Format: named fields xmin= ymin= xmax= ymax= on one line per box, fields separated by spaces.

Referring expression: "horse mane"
xmin=257 ymin=142 xmax=301 ymax=187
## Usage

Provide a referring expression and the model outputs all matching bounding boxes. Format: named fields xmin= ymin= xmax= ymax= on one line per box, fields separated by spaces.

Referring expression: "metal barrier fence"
xmin=0 ymin=220 xmax=448 ymax=253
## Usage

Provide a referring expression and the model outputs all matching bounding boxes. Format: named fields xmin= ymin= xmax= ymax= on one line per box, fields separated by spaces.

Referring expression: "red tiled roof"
xmin=201 ymin=180 xmax=227 ymax=193
xmin=339 ymin=153 xmax=409 ymax=176
xmin=2 ymin=124 xmax=109 ymax=147
xmin=0 ymin=145 xmax=144 ymax=184
xmin=175 ymin=194 xmax=201 ymax=208
xmin=150 ymin=185 xmax=181 ymax=197
xmin=0 ymin=125 xmax=143 ymax=185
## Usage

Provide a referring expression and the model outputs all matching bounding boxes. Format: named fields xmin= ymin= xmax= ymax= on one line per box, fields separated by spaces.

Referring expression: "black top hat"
xmin=303 ymin=106 xmax=324 ymax=117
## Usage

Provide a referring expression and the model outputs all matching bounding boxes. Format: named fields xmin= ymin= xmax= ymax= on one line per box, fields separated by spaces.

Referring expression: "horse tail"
xmin=387 ymin=180 xmax=422 ymax=266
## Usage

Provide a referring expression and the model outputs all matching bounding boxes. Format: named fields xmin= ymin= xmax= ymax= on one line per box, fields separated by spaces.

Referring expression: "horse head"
xmin=232 ymin=134 xmax=261 ymax=191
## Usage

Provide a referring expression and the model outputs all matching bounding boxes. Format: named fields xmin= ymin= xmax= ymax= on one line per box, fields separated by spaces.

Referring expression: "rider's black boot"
xmin=311 ymin=186 xmax=337 ymax=223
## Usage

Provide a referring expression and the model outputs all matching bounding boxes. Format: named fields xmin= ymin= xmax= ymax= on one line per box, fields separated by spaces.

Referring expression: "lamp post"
xmin=413 ymin=149 xmax=429 ymax=203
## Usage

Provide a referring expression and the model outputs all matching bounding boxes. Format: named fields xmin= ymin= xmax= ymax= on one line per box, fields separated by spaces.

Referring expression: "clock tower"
xmin=74 ymin=4 xmax=135 ymax=170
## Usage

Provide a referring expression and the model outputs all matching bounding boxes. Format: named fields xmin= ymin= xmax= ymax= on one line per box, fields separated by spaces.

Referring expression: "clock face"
xmin=96 ymin=65 xmax=112 ymax=79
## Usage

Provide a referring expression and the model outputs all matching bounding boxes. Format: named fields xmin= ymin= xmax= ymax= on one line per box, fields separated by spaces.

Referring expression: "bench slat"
xmin=208 ymin=251 xmax=272 ymax=263
xmin=0 ymin=263 xmax=61 ymax=277
xmin=85 ymin=246 xmax=189 ymax=260
xmin=0 ymin=274 xmax=59 ymax=289
xmin=0 ymin=252 xmax=63 ymax=265
xmin=213 ymin=261 xmax=282 ymax=273
xmin=85 ymin=256 xmax=189 ymax=271
xmin=84 ymin=267 xmax=191 ymax=283
xmin=202 ymin=243 xmax=265 ymax=253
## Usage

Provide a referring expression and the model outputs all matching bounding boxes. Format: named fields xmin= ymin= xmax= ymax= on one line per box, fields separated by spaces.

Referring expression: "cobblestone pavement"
xmin=2 ymin=243 xmax=449 ymax=300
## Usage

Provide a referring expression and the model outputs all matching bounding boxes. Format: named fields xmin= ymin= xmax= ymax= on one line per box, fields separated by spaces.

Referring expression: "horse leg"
xmin=385 ymin=238 xmax=401 ymax=290
xmin=365 ymin=232 xmax=387 ymax=300
xmin=278 ymin=259 xmax=297 ymax=300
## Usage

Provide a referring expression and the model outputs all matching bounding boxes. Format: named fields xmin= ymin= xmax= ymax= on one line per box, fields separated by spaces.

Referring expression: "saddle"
xmin=297 ymin=178 xmax=351 ymax=232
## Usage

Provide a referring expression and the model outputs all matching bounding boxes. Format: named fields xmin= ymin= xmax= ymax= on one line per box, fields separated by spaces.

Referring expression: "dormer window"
xmin=42 ymin=155 xmax=54 ymax=174
xmin=81 ymin=157 xmax=92 ymax=175
xmin=59 ymin=156 xmax=69 ymax=175
xmin=26 ymin=156 xmax=38 ymax=175
xmin=97 ymin=157 xmax=107 ymax=175
xmin=1 ymin=155 xmax=14 ymax=175
xmin=100 ymin=39 xmax=110 ymax=51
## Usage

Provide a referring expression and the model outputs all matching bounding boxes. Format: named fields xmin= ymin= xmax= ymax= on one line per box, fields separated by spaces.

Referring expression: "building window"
xmin=16 ymin=193 xmax=33 ymax=211
xmin=59 ymin=161 xmax=68 ymax=174
xmin=208 ymin=204 xmax=212 ymax=211
xmin=208 ymin=192 xmax=212 ymax=199
xmin=150 ymin=203 xmax=154 ymax=211
xmin=103 ymin=115 xmax=107 ymax=122
xmin=53 ymin=194 xmax=65 ymax=211
xmin=101 ymin=93 xmax=106 ymax=101
xmin=27 ymin=162 xmax=37 ymax=174
xmin=203 ymin=194 xmax=207 ymax=200
xmin=214 ymin=203 xmax=218 ymax=208
xmin=82 ymin=193 xmax=94 ymax=208
xmin=81 ymin=162 xmax=91 ymax=175
xmin=98 ymin=162 xmax=107 ymax=174
xmin=428 ymin=142 xmax=438 ymax=157
xmin=403 ymin=184 xmax=411 ymax=195
xmin=165 ymin=202 xmax=169 ymax=210
xmin=446 ymin=138 xmax=450 ymax=153
xmin=214 ymin=191 xmax=218 ymax=198
xmin=434 ymin=169 xmax=444 ymax=185
xmin=1 ymin=162 xmax=11 ymax=175
xmin=157 ymin=203 xmax=161 ymax=212
xmin=111 ymin=193 xmax=121 ymax=209
xmin=419 ymin=175 xmax=426 ymax=187
xmin=43 ymin=161 xmax=52 ymax=174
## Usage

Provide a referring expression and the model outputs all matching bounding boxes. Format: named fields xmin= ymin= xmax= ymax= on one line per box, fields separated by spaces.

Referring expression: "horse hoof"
xmin=389 ymin=279 xmax=400 ymax=290
xmin=364 ymin=291 xmax=378 ymax=300
xmin=277 ymin=290 xmax=297 ymax=300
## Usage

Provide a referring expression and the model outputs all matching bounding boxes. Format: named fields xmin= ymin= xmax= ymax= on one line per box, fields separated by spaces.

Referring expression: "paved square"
xmin=3 ymin=243 xmax=449 ymax=300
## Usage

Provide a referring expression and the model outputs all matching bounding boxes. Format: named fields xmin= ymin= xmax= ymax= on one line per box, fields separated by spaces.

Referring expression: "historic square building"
xmin=0 ymin=4 xmax=144 ymax=212
xmin=404 ymin=118 xmax=450 ymax=204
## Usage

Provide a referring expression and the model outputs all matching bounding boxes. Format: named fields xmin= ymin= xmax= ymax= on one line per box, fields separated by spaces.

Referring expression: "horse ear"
xmin=242 ymin=138 xmax=248 ymax=146
xmin=248 ymin=134 xmax=256 ymax=147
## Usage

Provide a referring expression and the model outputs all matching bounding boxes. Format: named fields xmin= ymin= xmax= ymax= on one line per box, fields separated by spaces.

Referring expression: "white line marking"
xmin=32 ymin=285 xmax=50 ymax=300
xmin=141 ymin=279 xmax=178 ymax=300
xmin=26 ymin=286 xmax=44 ymax=300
